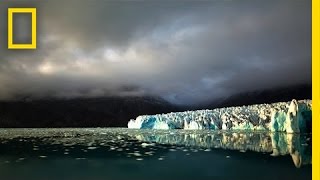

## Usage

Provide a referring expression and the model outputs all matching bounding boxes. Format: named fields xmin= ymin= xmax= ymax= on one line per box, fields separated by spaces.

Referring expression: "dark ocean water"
xmin=0 ymin=128 xmax=311 ymax=180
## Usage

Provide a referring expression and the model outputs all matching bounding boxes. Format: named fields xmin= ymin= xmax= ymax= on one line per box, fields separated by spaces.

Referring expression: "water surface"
xmin=0 ymin=128 xmax=311 ymax=180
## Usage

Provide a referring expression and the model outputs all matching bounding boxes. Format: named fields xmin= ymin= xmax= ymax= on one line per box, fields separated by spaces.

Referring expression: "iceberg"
xmin=128 ymin=99 xmax=312 ymax=133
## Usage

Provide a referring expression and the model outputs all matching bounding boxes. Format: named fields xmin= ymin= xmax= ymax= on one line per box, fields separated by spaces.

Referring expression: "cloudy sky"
xmin=0 ymin=0 xmax=311 ymax=104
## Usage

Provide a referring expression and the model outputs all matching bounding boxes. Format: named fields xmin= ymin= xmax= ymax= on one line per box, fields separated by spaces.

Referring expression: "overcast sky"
xmin=0 ymin=0 xmax=311 ymax=104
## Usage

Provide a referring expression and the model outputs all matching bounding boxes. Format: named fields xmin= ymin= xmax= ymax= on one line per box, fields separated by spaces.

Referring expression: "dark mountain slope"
xmin=186 ymin=84 xmax=312 ymax=110
xmin=0 ymin=96 xmax=178 ymax=128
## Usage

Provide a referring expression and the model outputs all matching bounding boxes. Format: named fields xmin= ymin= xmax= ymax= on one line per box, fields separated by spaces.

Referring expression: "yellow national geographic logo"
xmin=8 ymin=8 xmax=37 ymax=49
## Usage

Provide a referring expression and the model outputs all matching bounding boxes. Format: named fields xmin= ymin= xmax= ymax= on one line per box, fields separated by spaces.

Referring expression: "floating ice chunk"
xmin=141 ymin=142 xmax=155 ymax=148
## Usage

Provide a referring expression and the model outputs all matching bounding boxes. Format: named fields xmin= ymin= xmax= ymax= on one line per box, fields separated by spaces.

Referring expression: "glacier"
xmin=128 ymin=99 xmax=312 ymax=133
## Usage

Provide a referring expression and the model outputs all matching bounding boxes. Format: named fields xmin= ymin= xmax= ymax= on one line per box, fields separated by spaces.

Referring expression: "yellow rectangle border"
xmin=313 ymin=0 xmax=319 ymax=179
xmin=2 ymin=2 xmax=318 ymax=180
xmin=8 ymin=8 xmax=37 ymax=49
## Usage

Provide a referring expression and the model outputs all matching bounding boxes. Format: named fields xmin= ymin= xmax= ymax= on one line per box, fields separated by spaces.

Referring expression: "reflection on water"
xmin=0 ymin=128 xmax=311 ymax=180
xmin=132 ymin=130 xmax=311 ymax=168
xmin=271 ymin=133 xmax=311 ymax=168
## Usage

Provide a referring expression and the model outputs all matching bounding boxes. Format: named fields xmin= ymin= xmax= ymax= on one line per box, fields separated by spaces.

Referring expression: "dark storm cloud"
xmin=0 ymin=0 xmax=311 ymax=104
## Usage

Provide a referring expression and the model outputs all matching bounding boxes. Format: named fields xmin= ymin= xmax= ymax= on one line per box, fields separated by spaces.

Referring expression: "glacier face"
xmin=128 ymin=99 xmax=312 ymax=133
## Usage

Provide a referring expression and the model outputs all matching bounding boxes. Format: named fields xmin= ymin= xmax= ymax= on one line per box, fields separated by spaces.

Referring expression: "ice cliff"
xmin=128 ymin=99 xmax=312 ymax=133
